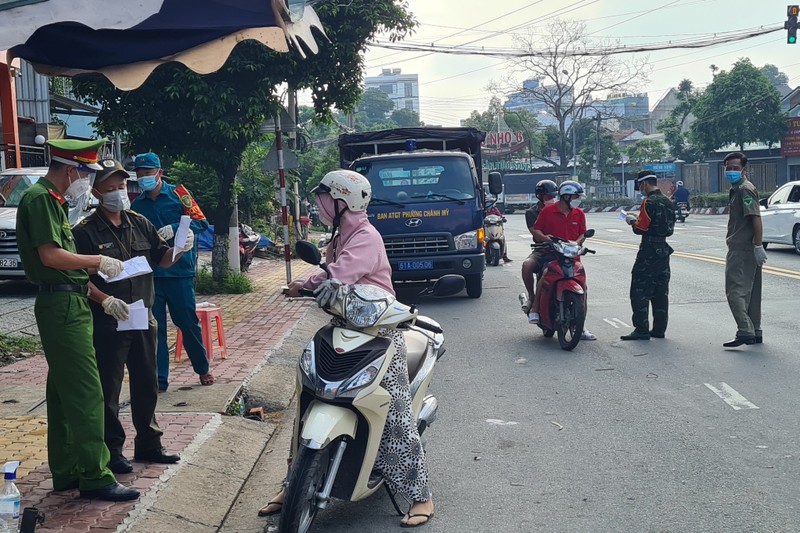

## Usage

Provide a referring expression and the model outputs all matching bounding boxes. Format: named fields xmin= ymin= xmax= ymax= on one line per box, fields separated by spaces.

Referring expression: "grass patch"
xmin=196 ymin=267 xmax=254 ymax=294
xmin=0 ymin=333 xmax=41 ymax=368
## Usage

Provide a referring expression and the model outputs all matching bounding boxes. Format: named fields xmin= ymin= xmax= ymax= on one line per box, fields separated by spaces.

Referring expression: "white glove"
xmin=101 ymin=296 xmax=130 ymax=321
xmin=158 ymin=224 xmax=175 ymax=241
xmin=182 ymin=230 xmax=195 ymax=252
xmin=313 ymin=278 xmax=344 ymax=308
xmin=98 ymin=255 xmax=124 ymax=278
xmin=625 ymin=213 xmax=637 ymax=225
xmin=754 ymin=245 xmax=768 ymax=265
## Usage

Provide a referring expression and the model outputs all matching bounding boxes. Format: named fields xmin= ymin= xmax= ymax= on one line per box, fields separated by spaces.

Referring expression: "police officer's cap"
xmin=94 ymin=159 xmax=129 ymax=184
xmin=46 ymin=138 xmax=107 ymax=170
xmin=634 ymin=171 xmax=658 ymax=185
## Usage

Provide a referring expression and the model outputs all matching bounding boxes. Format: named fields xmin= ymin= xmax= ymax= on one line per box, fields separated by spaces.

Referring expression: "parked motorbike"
xmin=533 ymin=229 xmax=596 ymax=351
xmin=278 ymin=241 xmax=464 ymax=533
xmin=484 ymin=213 xmax=506 ymax=267
xmin=675 ymin=202 xmax=689 ymax=223
xmin=239 ymin=223 xmax=260 ymax=272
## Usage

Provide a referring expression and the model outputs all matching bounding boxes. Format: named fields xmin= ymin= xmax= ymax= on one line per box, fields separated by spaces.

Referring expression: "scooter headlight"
xmin=344 ymin=285 xmax=391 ymax=329
xmin=455 ymin=230 xmax=478 ymax=250
xmin=339 ymin=355 xmax=386 ymax=397
xmin=300 ymin=341 xmax=315 ymax=379
xmin=556 ymin=242 xmax=581 ymax=258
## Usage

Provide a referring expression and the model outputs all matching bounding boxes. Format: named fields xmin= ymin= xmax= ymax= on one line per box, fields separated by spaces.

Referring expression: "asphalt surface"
xmin=276 ymin=212 xmax=800 ymax=533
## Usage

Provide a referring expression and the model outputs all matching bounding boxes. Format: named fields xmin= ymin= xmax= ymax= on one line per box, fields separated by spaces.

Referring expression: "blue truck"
xmin=339 ymin=127 xmax=501 ymax=298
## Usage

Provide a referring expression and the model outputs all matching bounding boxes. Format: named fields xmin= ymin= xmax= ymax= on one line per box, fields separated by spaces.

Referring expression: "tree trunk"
xmin=211 ymin=164 xmax=238 ymax=281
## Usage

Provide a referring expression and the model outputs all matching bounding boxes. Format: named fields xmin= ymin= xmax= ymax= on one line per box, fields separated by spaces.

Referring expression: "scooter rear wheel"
xmin=279 ymin=446 xmax=331 ymax=533
xmin=557 ymin=292 xmax=585 ymax=351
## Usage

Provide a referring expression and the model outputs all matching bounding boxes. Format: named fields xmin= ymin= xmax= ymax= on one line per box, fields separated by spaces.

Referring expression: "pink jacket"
xmin=303 ymin=210 xmax=394 ymax=295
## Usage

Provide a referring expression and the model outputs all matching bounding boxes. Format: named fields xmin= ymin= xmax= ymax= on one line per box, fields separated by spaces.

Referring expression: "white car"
xmin=760 ymin=180 xmax=800 ymax=255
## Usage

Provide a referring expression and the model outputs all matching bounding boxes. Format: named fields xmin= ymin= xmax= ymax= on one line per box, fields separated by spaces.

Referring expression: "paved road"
xmin=262 ymin=212 xmax=800 ymax=532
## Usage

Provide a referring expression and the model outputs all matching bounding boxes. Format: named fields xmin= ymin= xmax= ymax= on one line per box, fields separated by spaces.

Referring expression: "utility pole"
xmin=288 ymin=89 xmax=301 ymax=241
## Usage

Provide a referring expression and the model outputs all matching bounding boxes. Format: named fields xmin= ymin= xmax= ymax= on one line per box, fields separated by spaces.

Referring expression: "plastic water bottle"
xmin=0 ymin=461 xmax=21 ymax=533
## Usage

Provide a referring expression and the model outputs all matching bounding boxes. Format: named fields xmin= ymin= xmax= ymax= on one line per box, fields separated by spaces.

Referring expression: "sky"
xmin=356 ymin=0 xmax=799 ymax=126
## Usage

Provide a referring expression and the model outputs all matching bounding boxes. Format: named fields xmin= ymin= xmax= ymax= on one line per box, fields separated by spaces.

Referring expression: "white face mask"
xmin=100 ymin=189 xmax=130 ymax=213
xmin=569 ymin=198 xmax=582 ymax=209
xmin=65 ymin=168 xmax=92 ymax=203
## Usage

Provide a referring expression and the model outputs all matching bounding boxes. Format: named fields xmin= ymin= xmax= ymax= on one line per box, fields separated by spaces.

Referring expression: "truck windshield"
xmin=355 ymin=157 xmax=475 ymax=204
xmin=0 ymin=174 xmax=40 ymax=207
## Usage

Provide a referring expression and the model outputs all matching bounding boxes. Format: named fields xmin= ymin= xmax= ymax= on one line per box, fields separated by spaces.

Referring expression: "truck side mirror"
xmin=488 ymin=171 xmax=503 ymax=196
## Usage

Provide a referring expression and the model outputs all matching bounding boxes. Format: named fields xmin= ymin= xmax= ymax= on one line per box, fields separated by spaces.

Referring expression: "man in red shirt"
xmin=529 ymin=181 xmax=596 ymax=340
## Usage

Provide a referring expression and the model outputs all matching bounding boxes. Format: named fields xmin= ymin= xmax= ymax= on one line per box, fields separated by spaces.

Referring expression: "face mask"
xmin=100 ymin=189 xmax=130 ymax=213
xmin=569 ymin=198 xmax=582 ymax=209
xmin=725 ymin=170 xmax=743 ymax=183
xmin=315 ymin=193 xmax=336 ymax=226
xmin=65 ymin=169 xmax=92 ymax=202
xmin=139 ymin=174 xmax=159 ymax=191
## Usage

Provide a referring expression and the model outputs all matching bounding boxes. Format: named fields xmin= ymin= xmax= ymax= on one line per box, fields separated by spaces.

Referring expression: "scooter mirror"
xmin=584 ymin=229 xmax=595 ymax=238
xmin=432 ymin=275 xmax=466 ymax=297
xmin=295 ymin=240 xmax=322 ymax=265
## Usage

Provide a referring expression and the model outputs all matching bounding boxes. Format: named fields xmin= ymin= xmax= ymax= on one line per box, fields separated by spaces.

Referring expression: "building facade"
xmin=364 ymin=68 xmax=420 ymax=114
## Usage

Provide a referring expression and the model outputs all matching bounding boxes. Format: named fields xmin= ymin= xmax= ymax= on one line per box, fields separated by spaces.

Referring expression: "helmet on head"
xmin=313 ymin=170 xmax=372 ymax=212
xmin=676 ymin=180 xmax=684 ymax=187
xmin=558 ymin=180 xmax=585 ymax=198
xmin=535 ymin=179 xmax=558 ymax=198
xmin=485 ymin=195 xmax=496 ymax=208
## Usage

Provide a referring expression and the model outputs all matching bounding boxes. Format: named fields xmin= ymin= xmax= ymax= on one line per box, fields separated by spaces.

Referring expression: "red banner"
xmin=781 ymin=117 xmax=800 ymax=157
xmin=482 ymin=141 xmax=527 ymax=158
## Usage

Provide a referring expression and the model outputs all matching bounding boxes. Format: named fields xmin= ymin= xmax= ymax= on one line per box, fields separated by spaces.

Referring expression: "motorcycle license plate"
xmin=398 ymin=260 xmax=433 ymax=271
xmin=0 ymin=258 xmax=18 ymax=268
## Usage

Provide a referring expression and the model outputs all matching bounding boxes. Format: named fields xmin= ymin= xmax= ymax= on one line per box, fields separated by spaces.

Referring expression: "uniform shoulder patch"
xmin=743 ymin=196 xmax=754 ymax=206
xmin=48 ymin=189 xmax=66 ymax=205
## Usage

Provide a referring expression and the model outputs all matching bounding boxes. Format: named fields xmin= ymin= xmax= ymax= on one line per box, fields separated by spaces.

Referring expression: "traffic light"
xmin=787 ymin=5 xmax=799 ymax=44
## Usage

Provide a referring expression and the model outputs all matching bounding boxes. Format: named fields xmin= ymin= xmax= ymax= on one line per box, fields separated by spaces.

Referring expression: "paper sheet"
xmin=619 ymin=209 xmax=629 ymax=221
xmin=173 ymin=215 xmax=192 ymax=260
xmin=99 ymin=256 xmax=153 ymax=283
xmin=116 ymin=300 xmax=149 ymax=331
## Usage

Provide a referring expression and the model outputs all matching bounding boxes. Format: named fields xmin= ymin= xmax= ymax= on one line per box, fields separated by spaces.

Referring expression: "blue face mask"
xmin=725 ymin=170 xmax=743 ymax=183
xmin=139 ymin=175 xmax=158 ymax=191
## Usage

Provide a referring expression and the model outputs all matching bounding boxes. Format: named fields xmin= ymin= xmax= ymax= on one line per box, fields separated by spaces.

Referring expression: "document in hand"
xmin=116 ymin=300 xmax=149 ymax=331
xmin=173 ymin=215 xmax=192 ymax=260
xmin=99 ymin=256 xmax=153 ymax=283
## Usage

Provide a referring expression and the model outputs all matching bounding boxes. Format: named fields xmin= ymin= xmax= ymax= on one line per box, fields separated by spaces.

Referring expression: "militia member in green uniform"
xmin=73 ymin=160 xmax=194 ymax=474
xmin=721 ymin=152 xmax=767 ymax=347
xmin=621 ymin=171 xmax=675 ymax=341
xmin=15 ymin=139 xmax=139 ymax=501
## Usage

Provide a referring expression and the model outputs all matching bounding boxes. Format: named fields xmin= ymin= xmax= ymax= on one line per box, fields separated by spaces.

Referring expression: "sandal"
xmin=199 ymin=372 xmax=215 ymax=386
xmin=581 ymin=330 xmax=597 ymax=341
xmin=257 ymin=500 xmax=283 ymax=517
xmin=401 ymin=512 xmax=434 ymax=528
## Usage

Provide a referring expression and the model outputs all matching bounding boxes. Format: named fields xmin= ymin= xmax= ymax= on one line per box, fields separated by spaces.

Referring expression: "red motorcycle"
xmin=533 ymin=229 xmax=595 ymax=351
xmin=239 ymin=223 xmax=260 ymax=272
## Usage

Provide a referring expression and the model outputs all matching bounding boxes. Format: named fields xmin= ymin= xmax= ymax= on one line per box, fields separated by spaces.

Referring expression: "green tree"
xmin=71 ymin=1 xmax=415 ymax=279
xmin=358 ymin=87 xmax=395 ymax=125
xmin=626 ymin=139 xmax=666 ymax=169
xmin=657 ymin=79 xmax=704 ymax=162
xmin=759 ymin=64 xmax=789 ymax=87
xmin=577 ymin=131 xmax=620 ymax=183
xmin=690 ymin=59 xmax=787 ymax=154
xmin=462 ymin=97 xmax=505 ymax=132
xmin=390 ymin=108 xmax=420 ymax=127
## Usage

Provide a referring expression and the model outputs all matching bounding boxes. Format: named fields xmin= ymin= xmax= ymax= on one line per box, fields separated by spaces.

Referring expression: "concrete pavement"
xmin=0 ymin=257 xmax=318 ymax=532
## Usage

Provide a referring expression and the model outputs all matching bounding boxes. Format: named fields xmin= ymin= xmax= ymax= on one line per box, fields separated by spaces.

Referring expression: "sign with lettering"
xmin=643 ymin=163 xmax=677 ymax=173
xmin=781 ymin=117 xmax=800 ymax=157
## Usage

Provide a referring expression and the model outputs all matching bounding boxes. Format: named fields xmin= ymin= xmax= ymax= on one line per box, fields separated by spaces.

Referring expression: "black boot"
xmin=621 ymin=330 xmax=650 ymax=341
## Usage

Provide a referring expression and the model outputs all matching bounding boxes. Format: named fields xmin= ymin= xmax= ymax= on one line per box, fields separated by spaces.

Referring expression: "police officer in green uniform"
xmin=73 ymin=160 xmax=195 ymax=474
xmin=15 ymin=139 xmax=139 ymax=501
xmin=721 ymin=152 xmax=767 ymax=347
xmin=621 ymin=171 xmax=676 ymax=340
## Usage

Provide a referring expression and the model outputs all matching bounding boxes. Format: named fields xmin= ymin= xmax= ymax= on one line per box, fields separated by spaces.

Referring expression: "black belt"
xmin=642 ymin=236 xmax=667 ymax=243
xmin=38 ymin=284 xmax=89 ymax=296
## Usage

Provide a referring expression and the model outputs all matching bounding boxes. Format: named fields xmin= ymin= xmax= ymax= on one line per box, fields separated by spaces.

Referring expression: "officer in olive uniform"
xmin=73 ymin=160 xmax=194 ymax=474
xmin=15 ymin=139 xmax=139 ymax=501
xmin=621 ymin=171 xmax=676 ymax=340
xmin=721 ymin=152 xmax=767 ymax=347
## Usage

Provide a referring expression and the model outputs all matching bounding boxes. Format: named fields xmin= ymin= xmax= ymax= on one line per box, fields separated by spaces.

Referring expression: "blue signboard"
xmin=643 ymin=163 xmax=676 ymax=173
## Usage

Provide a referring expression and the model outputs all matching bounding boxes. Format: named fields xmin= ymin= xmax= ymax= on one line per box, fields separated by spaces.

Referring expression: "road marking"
xmin=603 ymin=318 xmax=631 ymax=328
xmin=591 ymin=239 xmax=800 ymax=280
xmin=704 ymin=382 xmax=759 ymax=410
xmin=612 ymin=318 xmax=630 ymax=328
xmin=603 ymin=318 xmax=620 ymax=328
xmin=606 ymin=228 xmax=623 ymax=233
xmin=486 ymin=419 xmax=519 ymax=426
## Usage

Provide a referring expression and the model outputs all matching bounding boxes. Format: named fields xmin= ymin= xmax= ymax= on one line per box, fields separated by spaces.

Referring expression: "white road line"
xmin=612 ymin=318 xmax=630 ymax=328
xmin=704 ymin=382 xmax=759 ymax=410
xmin=606 ymin=228 xmax=623 ymax=233
xmin=603 ymin=318 xmax=631 ymax=328
xmin=603 ymin=318 xmax=620 ymax=328
xmin=692 ymin=225 xmax=713 ymax=229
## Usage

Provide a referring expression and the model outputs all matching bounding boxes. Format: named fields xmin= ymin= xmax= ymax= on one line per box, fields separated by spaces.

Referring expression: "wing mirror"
xmin=295 ymin=240 xmax=322 ymax=266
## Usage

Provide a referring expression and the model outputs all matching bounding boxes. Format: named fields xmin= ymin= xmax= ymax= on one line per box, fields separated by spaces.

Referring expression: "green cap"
xmin=46 ymin=138 xmax=107 ymax=170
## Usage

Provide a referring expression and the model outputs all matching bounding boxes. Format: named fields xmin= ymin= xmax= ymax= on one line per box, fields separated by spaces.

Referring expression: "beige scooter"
xmin=278 ymin=241 xmax=463 ymax=533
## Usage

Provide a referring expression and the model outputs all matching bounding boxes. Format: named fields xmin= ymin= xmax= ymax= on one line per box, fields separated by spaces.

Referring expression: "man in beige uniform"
xmin=722 ymin=151 xmax=767 ymax=348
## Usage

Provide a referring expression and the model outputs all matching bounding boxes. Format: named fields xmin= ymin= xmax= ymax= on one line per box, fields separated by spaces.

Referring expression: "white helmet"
xmin=676 ymin=180 xmax=684 ymax=187
xmin=314 ymin=170 xmax=372 ymax=212
xmin=558 ymin=180 xmax=585 ymax=197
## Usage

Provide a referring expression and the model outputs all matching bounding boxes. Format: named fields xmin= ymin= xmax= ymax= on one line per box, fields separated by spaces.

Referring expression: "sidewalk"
xmin=0 ymin=257 xmax=318 ymax=532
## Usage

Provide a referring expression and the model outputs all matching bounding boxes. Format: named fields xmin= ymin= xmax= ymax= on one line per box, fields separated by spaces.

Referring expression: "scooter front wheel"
xmin=557 ymin=292 xmax=585 ymax=351
xmin=279 ymin=446 xmax=331 ymax=533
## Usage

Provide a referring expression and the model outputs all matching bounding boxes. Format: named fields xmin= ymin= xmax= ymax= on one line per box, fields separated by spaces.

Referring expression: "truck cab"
xmin=340 ymin=127 xmax=501 ymax=298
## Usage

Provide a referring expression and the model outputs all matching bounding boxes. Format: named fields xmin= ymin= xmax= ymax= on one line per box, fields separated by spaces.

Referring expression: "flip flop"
xmin=401 ymin=512 xmax=434 ymax=528
xmin=581 ymin=330 xmax=597 ymax=341
xmin=257 ymin=500 xmax=283 ymax=517
xmin=199 ymin=372 xmax=215 ymax=386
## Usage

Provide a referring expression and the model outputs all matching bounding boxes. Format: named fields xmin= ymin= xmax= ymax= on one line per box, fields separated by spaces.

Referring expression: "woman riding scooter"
xmin=260 ymin=170 xmax=435 ymax=528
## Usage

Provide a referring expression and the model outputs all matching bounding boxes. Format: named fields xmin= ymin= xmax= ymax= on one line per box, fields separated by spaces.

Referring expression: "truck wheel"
xmin=465 ymin=274 xmax=482 ymax=298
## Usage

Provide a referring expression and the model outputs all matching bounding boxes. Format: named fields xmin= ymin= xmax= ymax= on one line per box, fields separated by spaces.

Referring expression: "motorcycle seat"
xmin=403 ymin=329 xmax=431 ymax=383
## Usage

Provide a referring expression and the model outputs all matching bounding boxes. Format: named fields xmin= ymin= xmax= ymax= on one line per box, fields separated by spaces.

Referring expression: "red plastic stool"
xmin=174 ymin=306 xmax=228 ymax=362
